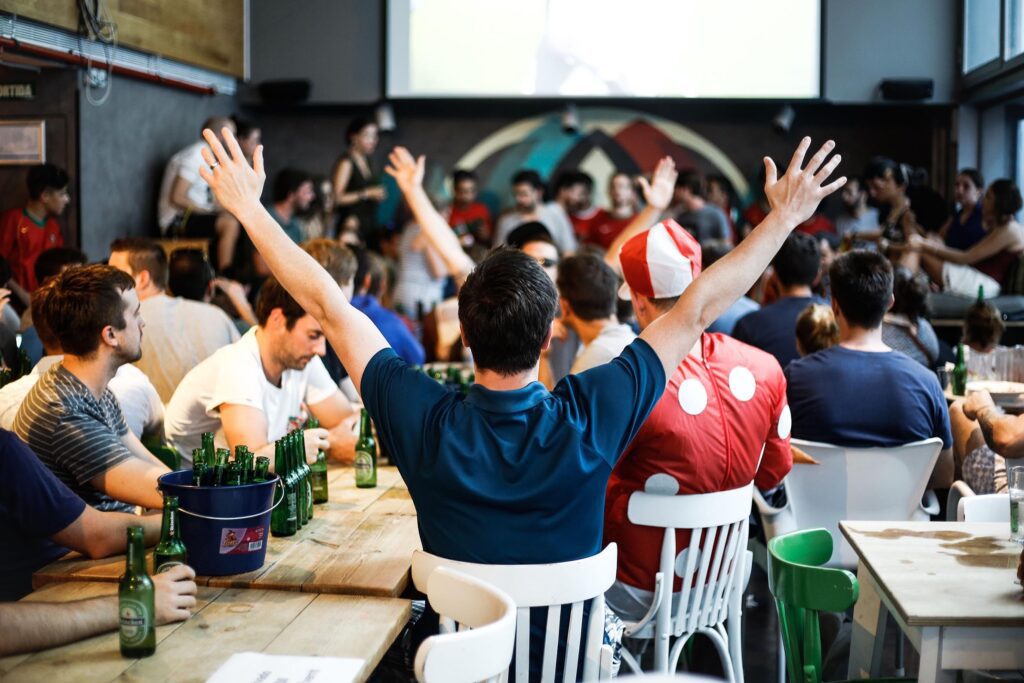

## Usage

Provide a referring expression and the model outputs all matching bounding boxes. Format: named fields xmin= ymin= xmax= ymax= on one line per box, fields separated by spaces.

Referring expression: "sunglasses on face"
xmin=536 ymin=257 xmax=558 ymax=269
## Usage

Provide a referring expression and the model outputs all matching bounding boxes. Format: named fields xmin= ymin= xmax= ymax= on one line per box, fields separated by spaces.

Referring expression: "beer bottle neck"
xmin=126 ymin=530 xmax=146 ymax=573
xmin=160 ymin=503 xmax=180 ymax=541
xmin=359 ymin=410 xmax=372 ymax=437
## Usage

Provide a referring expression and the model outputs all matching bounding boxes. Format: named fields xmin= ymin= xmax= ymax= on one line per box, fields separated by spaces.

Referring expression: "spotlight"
xmin=375 ymin=101 xmax=396 ymax=133
xmin=772 ymin=104 xmax=795 ymax=135
xmin=561 ymin=103 xmax=580 ymax=134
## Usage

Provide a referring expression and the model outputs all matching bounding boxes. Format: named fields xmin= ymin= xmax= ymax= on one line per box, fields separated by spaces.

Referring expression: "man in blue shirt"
xmin=734 ymin=231 xmax=825 ymax=367
xmin=350 ymin=246 xmax=426 ymax=366
xmin=786 ymin=250 xmax=953 ymax=488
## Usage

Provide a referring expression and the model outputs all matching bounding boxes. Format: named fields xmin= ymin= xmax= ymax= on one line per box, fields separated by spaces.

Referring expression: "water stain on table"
xmin=851 ymin=528 xmax=1019 ymax=570
xmin=852 ymin=528 xmax=970 ymax=542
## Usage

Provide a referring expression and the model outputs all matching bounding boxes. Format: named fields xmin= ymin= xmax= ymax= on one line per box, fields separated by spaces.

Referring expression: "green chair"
xmin=767 ymin=529 xmax=912 ymax=683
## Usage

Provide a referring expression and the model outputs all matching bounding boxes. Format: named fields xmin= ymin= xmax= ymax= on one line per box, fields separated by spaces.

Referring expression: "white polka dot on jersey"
xmin=644 ymin=473 xmax=680 ymax=496
xmin=677 ymin=379 xmax=708 ymax=415
xmin=778 ymin=405 xmax=792 ymax=439
xmin=729 ymin=366 xmax=756 ymax=402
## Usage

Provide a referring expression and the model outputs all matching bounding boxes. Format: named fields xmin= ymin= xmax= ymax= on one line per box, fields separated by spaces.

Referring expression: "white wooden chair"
xmin=411 ymin=544 xmax=618 ymax=682
xmin=414 ymin=566 xmax=517 ymax=683
xmin=959 ymin=492 xmax=1011 ymax=522
xmin=619 ymin=482 xmax=753 ymax=682
xmin=754 ymin=438 xmax=943 ymax=569
xmin=947 ymin=480 xmax=976 ymax=521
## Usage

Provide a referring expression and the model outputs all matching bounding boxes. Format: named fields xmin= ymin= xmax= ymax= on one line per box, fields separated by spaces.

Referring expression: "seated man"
xmin=604 ymin=222 xmax=792 ymax=620
xmin=0 ymin=281 xmax=163 ymax=440
xmin=166 ymin=247 xmax=257 ymax=330
xmin=156 ymin=117 xmax=241 ymax=271
xmin=950 ymin=390 xmax=1023 ymax=494
xmin=163 ymin=276 xmax=358 ymax=465
xmin=108 ymin=238 xmax=240 ymax=403
xmin=351 ymin=247 xmax=425 ymax=366
xmin=198 ymin=127 xmax=843 ymax=670
xmin=786 ymin=250 xmax=953 ymax=488
xmin=734 ymin=232 xmax=825 ymax=368
xmin=14 ymin=265 xmax=170 ymax=512
xmin=555 ymin=253 xmax=635 ymax=373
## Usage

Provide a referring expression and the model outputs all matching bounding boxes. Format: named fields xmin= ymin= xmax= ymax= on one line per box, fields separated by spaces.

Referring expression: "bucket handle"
xmin=177 ymin=480 xmax=286 ymax=522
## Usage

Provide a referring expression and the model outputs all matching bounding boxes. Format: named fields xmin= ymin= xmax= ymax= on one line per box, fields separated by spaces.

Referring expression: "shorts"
xmin=962 ymin=444 xmax=1009 ymax=494
xmin=169 ymin=211 xmax=218 ymax=239
xmin=942 ymin=262 xmax=1001 ymax=298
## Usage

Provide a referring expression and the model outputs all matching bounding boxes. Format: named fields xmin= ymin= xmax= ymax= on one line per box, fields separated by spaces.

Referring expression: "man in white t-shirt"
xmin=494 ymin=169 xmax=578 ymax=254
xmin=555 ymin=253 xmax=636 ymax=374
xmin=163 ymin=276 xmax=358 ymax=465
xmin=156 ymin=117 xmax=242 ymax=271
xmin=109 ymin=238 xmax=240 ymax=404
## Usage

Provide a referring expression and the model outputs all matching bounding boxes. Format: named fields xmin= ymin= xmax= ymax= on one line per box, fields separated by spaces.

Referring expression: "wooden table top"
xmin=839 ymin=521 xmax=1024 ymax=627
xmin=34 ymin=466 xmax=421 ymax=597
xmin=0 ymin=581 xmax=410 ymax=683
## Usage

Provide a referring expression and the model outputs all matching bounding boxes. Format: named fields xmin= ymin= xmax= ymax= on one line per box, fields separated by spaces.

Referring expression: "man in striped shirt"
xmin=14 ymin=265 xmax=168 ymax=513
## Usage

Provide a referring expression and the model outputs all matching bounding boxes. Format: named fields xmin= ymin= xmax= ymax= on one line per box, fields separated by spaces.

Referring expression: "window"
xmin=965 ymin=0 xmax=1001 ymax=72
xmin=1007 ymin=0 xmax=1024 ymax=59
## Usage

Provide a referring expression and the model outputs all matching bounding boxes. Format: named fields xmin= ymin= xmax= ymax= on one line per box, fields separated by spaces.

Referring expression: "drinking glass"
xmin=1011 ymin=466 xmax=1024 ymax=544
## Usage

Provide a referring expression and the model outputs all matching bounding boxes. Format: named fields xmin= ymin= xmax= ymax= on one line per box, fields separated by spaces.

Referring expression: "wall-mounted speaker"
xmin=258 ymin=79 xmax=311 ymax=104
xmin=879 ymin=78 xmax=934 ymax=101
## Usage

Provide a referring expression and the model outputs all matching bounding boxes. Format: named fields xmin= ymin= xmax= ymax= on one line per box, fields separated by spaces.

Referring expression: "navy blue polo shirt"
xmin=351 ymin=295 xmax=426 ymax=366
xmin=733 ymin=295 xmax=826 ymax=368
xmin=0 ymin=429 xmax=86 ymax=600
xmin=361 ymin=337 xmax=665 ymax=565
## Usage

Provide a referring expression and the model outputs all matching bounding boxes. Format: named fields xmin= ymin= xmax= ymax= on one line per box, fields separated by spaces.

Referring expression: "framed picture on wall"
xmin=0 ymin=120 xmax=45 ymax=165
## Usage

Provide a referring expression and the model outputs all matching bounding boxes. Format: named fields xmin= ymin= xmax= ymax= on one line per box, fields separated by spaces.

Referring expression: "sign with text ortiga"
xmin=0 ymin=83 xmax=35 ymax=100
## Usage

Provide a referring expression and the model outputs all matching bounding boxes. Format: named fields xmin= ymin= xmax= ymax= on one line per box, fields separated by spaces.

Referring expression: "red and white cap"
xmin=618 ymin=219 xmax=703 ymax=300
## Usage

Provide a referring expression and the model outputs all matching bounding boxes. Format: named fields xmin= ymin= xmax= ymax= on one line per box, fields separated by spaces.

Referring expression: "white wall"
xmin=824 ymin=0 xmax=957 ymax=103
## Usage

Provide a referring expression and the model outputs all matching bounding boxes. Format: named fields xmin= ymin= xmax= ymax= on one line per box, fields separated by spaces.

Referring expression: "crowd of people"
xmin=0 ymin=112 xmax=1021 ymax=676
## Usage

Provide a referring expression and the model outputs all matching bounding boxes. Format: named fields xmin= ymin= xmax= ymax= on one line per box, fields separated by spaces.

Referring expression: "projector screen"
xmin=387 ymin=0 xmax=821 ymax=98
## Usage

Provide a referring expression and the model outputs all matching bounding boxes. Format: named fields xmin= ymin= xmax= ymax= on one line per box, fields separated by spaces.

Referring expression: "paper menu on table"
xmin=206 ymin=652 xmax=364 ymax=683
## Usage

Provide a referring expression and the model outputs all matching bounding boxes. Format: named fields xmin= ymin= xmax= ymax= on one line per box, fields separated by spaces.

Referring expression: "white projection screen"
xmin=387 ymin=0 xmax=821 ymax=98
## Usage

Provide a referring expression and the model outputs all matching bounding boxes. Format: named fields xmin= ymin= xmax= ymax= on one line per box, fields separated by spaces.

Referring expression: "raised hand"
xmin=198 ymin=127 xmax=266 ymax=220
xmin=764 ymin=137 xmax=845 ymax=226
xmin=384 ymin=147 xmax=425 ymax=195
xmin=637 ymin=156 xmax=678 ymax=211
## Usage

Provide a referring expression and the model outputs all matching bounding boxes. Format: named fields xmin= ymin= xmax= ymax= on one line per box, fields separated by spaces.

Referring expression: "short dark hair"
xmin=345 ymin=117 xmax=374 ymax=142
xmin=201 ymin=116 xmax=234 ymax=136
xmin=110 ymin=238 xmax=169 ymax=290
xmin=255 ymin=276 xmax=307 ymax=329
xmin=958 ymin=168 xmax=984 ymax=190
xmin=505 ymin=221 xmax=557 ymax=251
xmin=891 ymin=265 xmax=930 ymax=322
xmin=829 ymin=250 xmax=893 ymax=329
xmin=30 ymin=281 xmax=60 ymax=353
xmin=964 ymin=300 xmax=1005 ymax=350
xmin=511 ymin=170 xmax=544 ymax=190
xmin=273 ymin=168 xmax=313 ymax=203
xmin=675 ymin=170 xmax=704 ymax=198
xmin=352 ymin=246 xmax=386 ymax=297
xmin=43 ymin=264 xmax=135 ymax=356
xmin=556 ymin=255 xmax=618 ymax=321
xmin=458 ymin=247 xmax=559 ymax=375
xmin=27 ymin=164 xmax=69 ymax=199
xmin=553 ymin=170 xmax=593 ymax=194
xmin=700 ymin=240 xmax=732 ymax=268
xmin=34 ymin=247 xmax=86 ymax=286
xmin=773 ymin=233 xmax=821 ymax=287
xmin=452 ymin=169 xmax=477 ymax=186
xmin=233 ymin=116 xmax=259 ymax=139
xmin=988 ymin=179 xmax=1023 ymax=222
xmin=168 ymin=249 xmax=214 ymax=301
xmin=303 ymin=239 xmax=357 ymax=287
xmin=864 ymin=157 xmax=909 ymax=186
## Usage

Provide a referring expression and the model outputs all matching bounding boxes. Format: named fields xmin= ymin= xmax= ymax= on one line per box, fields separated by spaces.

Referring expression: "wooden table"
xmin=34 ymin=466 xmax=422 ymax=597
xmin=0 ymin=581 xmax=410 ymax=683
xmin=841 ymin=521 xmax=1024 ymax=682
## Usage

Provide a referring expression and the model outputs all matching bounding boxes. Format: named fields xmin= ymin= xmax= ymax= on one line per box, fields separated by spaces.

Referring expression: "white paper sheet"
xmin=206 ymin=652 xmax=365 ymax=683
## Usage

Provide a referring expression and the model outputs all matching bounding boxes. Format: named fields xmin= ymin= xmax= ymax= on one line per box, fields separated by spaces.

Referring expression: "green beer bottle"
xmin=290 ymin=432 xmax=310 ymax=526
xmin=153 ymin=496 xmax=188 ymax=573
xmin=952 ymin=342 xmax=968 ymax=396
xmin=119 ymin=526 xmax=156 ymax=658
xmin=355 ymin=409 xmax=377 ymax=488
xmin=307 ymin=418 xmax=329 ymax=504
xmin=271 ymin=440 xmax=297 ymax=537
xmin=212 ymin=448 xmax=229 ymax=486
xmin=298 ymin=432 xmax=314 ymax=522
xmin=254 ymin=456 xmax=270 ymax=482
xmin=233 ymin=445 xmax=249 ymax=484
xmin=201 ymin=432 xmax=215 ymax=466
xmin=225 ymin=461 xmax=243 ymax=486
xmin=191 ymin=448 xmax=207 ymax=486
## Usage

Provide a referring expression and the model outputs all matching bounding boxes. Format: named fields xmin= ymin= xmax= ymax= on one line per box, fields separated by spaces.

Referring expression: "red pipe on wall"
xmin=0 ymin=36 xmax=220 ymax=96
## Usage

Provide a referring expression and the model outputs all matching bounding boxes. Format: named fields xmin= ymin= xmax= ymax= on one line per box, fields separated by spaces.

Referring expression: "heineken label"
xmin=286 ymin=493 xmax=297 ymax=522
xmin=354 ymin=450 xmax=373 ymax=482
xmin=119 ymin=599 xmax=152 ymax=646
xmin=155 ymin=560 xmax=184 ymax=573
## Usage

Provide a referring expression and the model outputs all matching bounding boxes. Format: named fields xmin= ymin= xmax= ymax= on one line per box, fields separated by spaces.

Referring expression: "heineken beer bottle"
xmin=271 ymin=440 xmax=297 ymax=537
xmin=355 ymin=409 xmax=377 ymax=488
xmin=119 ymin=526 xmax=156 ymax=658
xmin=307 ymin=418 xmax=329 ymax=504
xmin=153 ymin=495 xmax=188 ymax=573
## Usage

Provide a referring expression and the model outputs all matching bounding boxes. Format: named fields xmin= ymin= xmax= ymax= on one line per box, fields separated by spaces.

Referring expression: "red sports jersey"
xmin=605 ymin=332 xmax=792 ymax=591
xmin=570 ymin=207 xmax=611 ymax=242
xmin=0 ymin=207 xmax=63 ymax=291
xmin=586 ymin=214 xmax=636 ymax=250
xmin=446 ymin=202 xmax=493 ymax=244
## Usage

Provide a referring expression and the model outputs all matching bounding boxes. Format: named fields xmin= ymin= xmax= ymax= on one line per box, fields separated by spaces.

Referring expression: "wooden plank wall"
xmin=0 ymin=0 xmax=245 ymax=77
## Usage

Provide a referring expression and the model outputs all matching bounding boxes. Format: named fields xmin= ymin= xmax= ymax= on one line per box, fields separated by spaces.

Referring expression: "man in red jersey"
xmin=604 ymin=220 xmax=793 ymax=621
xmin=445 ymin=169 xmax=492 ymax=247
xmin=0 ymin=164 xmax=68 ymax=294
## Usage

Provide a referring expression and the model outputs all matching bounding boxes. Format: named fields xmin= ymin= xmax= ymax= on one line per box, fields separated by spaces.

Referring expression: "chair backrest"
xmin=947 ymin=480 xmax=976 ymax=521
xmin=785 ymin=438 xmax=943 ymax=568
xmin=959 ymin=493 xmax=1011 ymax=522
xmin=412 ymin=544 xmax=618 ymax=683
xmin=628 ymin=483 xmax=752 ymax=637
xmin=767 ymin=529 xmax=858 ymax=683
xmin=414 ymin=567 xmax=517 ymax=683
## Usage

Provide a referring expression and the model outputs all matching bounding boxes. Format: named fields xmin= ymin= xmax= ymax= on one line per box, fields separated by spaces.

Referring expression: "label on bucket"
xmin=219 ymin=526 xmax=266 ymax=555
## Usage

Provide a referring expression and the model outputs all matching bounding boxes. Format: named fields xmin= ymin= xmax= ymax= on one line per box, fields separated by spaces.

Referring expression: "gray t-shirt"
xmin=14 ymin=364 xmax=134 ymax=512
xmin=675 ymin=204 xmax=731 ymax=242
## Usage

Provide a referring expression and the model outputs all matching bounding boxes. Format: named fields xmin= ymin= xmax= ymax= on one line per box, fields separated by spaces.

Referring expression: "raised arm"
xmin=385 ymin=147 xmax=477 ymax=283
xmin=605 ymin=157 xmax=678 ymax=273
xmin=640 ymin=138 xmax=845 ymax=379
xmin=199 ymin=128 xmax=389 ymax=392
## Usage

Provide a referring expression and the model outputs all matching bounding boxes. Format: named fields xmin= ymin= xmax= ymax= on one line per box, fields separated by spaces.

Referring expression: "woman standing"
xmin=332 ymin=118 xmax=386 ymax=245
